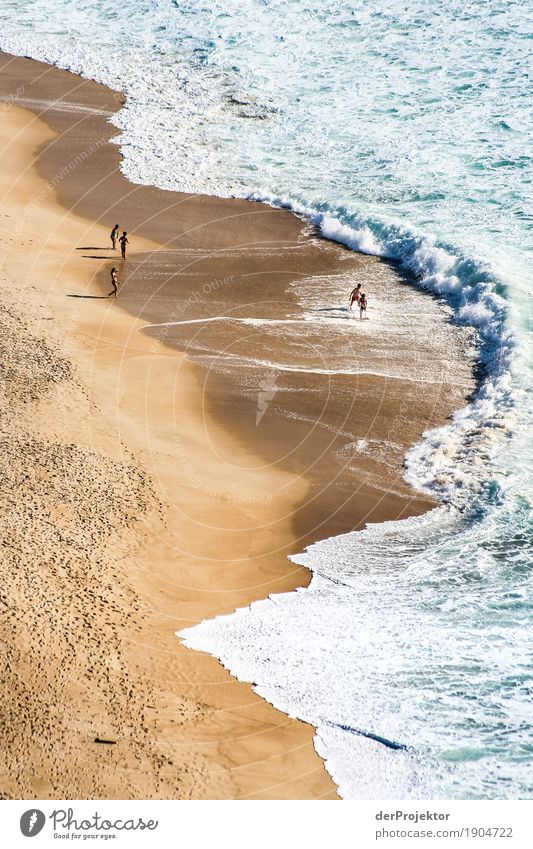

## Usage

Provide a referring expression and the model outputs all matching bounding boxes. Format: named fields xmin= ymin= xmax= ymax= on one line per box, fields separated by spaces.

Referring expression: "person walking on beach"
xmin=349 ymin=283 xmax=362 ymax=310
xmin=108 ymin=267 xmax=119 ymax=299
xmin=359 ymin=291 xmax=368 ymax=319
xmin=110 ymin=224 xmax=119 ymax=250
xmin=119 ymin=231 xmax=129 ymax=260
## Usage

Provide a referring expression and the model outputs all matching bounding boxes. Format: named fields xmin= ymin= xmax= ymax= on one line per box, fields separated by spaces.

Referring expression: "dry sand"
xmin=0 ymin=53 xmax=475 ymax=800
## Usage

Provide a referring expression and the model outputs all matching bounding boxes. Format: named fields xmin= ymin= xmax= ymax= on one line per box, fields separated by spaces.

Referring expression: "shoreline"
xmin=0 ymin=52 xmax=475 ymax=799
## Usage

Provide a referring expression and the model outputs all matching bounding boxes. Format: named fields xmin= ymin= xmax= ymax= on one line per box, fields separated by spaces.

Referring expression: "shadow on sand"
xmin=315 ymin=306 xmax=356 ymax=320
xmin=67 ymin=294 xmax=110 ymax=300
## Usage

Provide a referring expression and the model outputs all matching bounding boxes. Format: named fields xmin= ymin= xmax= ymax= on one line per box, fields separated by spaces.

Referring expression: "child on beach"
xmin=119 ymin=231 xmax=129 ymax=260
xmin=108 ymin=267 xmax=118 ymax=298
xmin=349 ymin=283 xmax=362 ymax=310
xmin=359 ymin=291 xmax=368 ymax=319
xmin=110 ymin=224 xmax=119 ymax=250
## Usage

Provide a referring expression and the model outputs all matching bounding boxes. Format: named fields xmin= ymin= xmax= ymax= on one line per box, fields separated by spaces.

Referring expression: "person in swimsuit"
xmin=359 ymin=291 xmax=368 ymax=319
xmin=110 ymin=224 xmax=119 ymax=250
xmin=119 ymin=231 xmax=129 ymax=260
xmin=108 ymin=267 xmax=118 ymax=298
xmin=349 ymin=283 xmax=362 ymax=310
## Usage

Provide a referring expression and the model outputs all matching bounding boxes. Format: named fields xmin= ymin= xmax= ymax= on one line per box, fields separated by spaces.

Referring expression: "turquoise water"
xmin=1 ymin=0 xmax=531 ymax=798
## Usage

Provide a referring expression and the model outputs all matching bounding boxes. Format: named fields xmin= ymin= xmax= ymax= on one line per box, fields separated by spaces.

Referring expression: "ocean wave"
xmin=250 ymin=191 xmax=517 ymax=506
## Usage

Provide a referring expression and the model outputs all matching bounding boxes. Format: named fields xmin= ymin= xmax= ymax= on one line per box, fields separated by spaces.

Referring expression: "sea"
xmin=1 ymin=0 xmax=531 ymax=799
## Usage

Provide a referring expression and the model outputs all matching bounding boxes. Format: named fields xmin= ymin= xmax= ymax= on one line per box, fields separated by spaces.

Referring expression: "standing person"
xmin=349 ymin=282 xmax=362 ymax=310
xmin=108 ymin=267 xmax=119 ymax=299
xmin=119 ymin=231 xmax=129 ymax=260
xmin=110 ymin=224 xmax=119 ymax=250
xmin=359 ymin=291 xmax=368 ymax=320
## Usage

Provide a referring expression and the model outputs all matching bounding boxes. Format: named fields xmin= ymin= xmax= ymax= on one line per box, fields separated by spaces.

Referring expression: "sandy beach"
xmin=0 ymin=52 xmax=475 ymax=800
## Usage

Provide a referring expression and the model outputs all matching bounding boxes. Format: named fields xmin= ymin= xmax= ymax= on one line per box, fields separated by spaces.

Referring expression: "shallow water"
xmin=1 ymin=0 xmax=531 ymax=798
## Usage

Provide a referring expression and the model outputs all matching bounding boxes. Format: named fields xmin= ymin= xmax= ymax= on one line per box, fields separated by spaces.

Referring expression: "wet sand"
xmin=0 ymin=52 xmax=475 ymax=799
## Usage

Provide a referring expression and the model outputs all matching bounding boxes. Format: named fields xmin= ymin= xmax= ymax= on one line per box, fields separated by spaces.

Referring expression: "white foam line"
xmin=191 ymin=353 xmax=455 ymax=383
xmin=142 ymin=317 xmax=223 ymax=329
xmin=141 ymin=316 xmax=303 ymax=330
xmin=8 ymin=96 xmax=114 ymax=116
